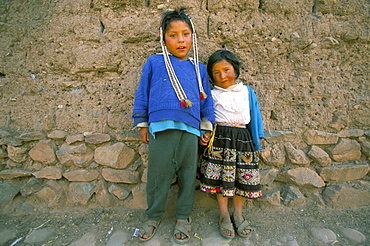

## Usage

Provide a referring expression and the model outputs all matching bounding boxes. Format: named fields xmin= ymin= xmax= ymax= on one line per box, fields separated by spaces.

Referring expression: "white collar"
xmin=214 ymin=82 xmax=244 ymax=92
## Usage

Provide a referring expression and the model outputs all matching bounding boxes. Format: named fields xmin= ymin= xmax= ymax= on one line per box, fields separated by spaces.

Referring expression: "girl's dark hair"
xmin=207 ymin=50 xmax=241 ymax=82
xmin=161 ymin=7 xmax=193 ymax=39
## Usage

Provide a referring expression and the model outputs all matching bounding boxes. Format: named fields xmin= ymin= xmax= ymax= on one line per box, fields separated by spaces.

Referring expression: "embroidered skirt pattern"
xmin=199 ymin=124 xmax=262 ymax=199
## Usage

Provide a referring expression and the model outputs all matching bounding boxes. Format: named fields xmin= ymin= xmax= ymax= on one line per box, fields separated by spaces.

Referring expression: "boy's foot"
xmin=219 ymin=216 xmax=235 ymax=239
xmin=174 ymin=218 xmax=191 ymax=244
xmin=139 ymin=220 xmax=161 ymax=242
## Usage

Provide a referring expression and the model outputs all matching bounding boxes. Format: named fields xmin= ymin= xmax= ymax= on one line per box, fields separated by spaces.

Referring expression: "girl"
xmin=132 ymin=8 xmax=214 ymax=244
xmin=199 ymin=50 xmax=264 ymax=239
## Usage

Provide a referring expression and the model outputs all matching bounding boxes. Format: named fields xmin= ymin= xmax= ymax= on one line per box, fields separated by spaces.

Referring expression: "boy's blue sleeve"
xmin=199 ymin=63 xmax=215 ymax=124
xmin=132 ymin=58 xmax=152 ymax=127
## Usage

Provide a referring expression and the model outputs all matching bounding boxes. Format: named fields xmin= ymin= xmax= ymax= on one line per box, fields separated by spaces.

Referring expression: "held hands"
xmin=140 ymin=127 xmax=149 ymax=144
xmin=199 ymin=131 xmax=212 ymax=146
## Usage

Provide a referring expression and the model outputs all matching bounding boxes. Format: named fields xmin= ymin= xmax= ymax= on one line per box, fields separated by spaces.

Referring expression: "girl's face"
xmin=164 ymin=20 xmax=192 ymax=61
xmin=211 ymin=60 xmax=236 ymax=89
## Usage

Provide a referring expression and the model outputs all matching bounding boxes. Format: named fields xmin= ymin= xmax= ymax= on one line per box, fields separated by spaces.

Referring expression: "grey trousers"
xmin=145 ymin=129 xmax=198 ymax=221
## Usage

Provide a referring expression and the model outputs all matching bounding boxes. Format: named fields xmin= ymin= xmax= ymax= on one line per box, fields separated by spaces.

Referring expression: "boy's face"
xmin=212 ymin=60 xmax=236 ymax=89
xmin=164 ymin=20 xmax=192 ymax=61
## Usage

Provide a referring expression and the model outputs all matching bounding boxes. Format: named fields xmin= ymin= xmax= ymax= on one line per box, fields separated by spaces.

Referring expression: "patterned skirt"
xmin=198 ymin=123 xmax=262 ymax=199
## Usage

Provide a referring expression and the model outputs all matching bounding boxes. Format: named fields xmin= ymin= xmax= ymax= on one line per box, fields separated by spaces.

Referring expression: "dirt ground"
xmin=0 ymin=200 xmax=369 ymax=246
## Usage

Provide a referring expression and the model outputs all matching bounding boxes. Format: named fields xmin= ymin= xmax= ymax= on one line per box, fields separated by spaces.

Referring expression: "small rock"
xmin=24 ymin=228 xmax=54 ymax=243
xmin=95 ymin=142 xmax=136 ymax=169
xmin=255 ymin=189 xmax=281 ymax=207
xmin=16 ymin=131 xmax=46 ymax=141
xmin=0 ymin=147 xmax=7 ymax=159
xmin=101 ymin=168 xmax=140 ymax=184
xmin=106 ymin=230 xmax=128 ymax=246
xmin=0 ymin=182 xmax=19 ymax=204
xmin=115 ymin=131 xmax=141 ymax=141
xmin=260 ymin=144 xmax=286 ymax=167
xmin=69 ymin=232 xmax=96 ymax=246
xmin=21 ymin=178 xmax=43 ymax=196
xmin=47 ymin=130 xmax=67 ymax=139
xmin=65 ymin=134 xmax=84 ymax=145
xmin=0 ymin=229 xmax=17 ymax=244
xmin=63 ymin=169 xmax=100 ymax=182
xmin=281 ymin=185 xmax=305 ymax=207
xmin=29 ymin=140 xmax=57 ymax=164
xmin=0 ymin=129 xmax=11 ymax=138
xmin=287 ymin=235 xmax=300 ymax=246
xmin=94 ymin=179 xmax=114 ymax=207
xmin=201 ymin=231 xmax=231 ymax=246
xmin=7 ymin=145 xmax=28 ymax=163
xmin=320 ymin=37 xmax=340 ymax=49
xmin=339 ymin=228 xmax=366 ymax=243
xmin=276 ymin=167 xmax=325 ymax=188
xmin=85 ymin=133 xmax=111 ymax=144
xmin=108 ymin=184 xmax=130 ymax=200
xmin=67 ymin=183 xmax=95 ymax=205
xmin=307 ymin=145 xmax=331 ymax=166
xmin=284 ymin=142 xmax=311 ymax=166
xmin=326 ymin=138 xmax=361 ymax=162
xmin=0 ymin=137 xmax=23 ymax=146
xmin=310 ymin=228 xmax=337 ymax=243
xmin=32 ymin=166 xmax=62 ymax=180
xmin=0 ymin=169 xmax=32 ymax=179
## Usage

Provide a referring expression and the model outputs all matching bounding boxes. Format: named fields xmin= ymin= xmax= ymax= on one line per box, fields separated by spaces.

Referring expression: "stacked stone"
xmin=0 ymin=129 xmax=142 ymax=209
xmin=0 ymin=127 xmax=369 ymax=210
xmin=259 ymin=129 xmax=370 ymax=208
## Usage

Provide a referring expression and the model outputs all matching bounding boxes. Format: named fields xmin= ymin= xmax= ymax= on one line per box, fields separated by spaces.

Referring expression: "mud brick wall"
xmin=0 ymin=0 xmax=369 ymax=211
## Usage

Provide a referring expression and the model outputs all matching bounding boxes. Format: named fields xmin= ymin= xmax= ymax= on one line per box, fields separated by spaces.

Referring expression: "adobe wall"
xmin=0 ymin=0 xmax=369 ymax=211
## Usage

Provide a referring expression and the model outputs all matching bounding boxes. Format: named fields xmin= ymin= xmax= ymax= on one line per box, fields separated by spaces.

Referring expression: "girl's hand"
xmin=140 ymin=127 xmax=149 ymax=144
xmin=199 ymin=131 xmax=211 ymax=146
xmin=260 ymin=138 xmax=266 ymax=148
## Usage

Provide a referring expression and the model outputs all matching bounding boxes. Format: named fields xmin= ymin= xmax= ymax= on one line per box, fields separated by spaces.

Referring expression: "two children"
xmin=132 ymin=7 xmax=264 ymax=243
xmin=132 ymin=8 xmax=214 ymax=244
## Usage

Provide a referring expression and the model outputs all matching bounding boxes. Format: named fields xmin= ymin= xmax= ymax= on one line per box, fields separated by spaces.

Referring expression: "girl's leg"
xmin=233 ymin=195 xmax=244 ymax=219
xmin=217 ymin=194 xmax=234 ymax=238
xmin=218 ymin=194 xmax=230 ymax=219
xmin=233 ymin=195 xmax=252 ymax=236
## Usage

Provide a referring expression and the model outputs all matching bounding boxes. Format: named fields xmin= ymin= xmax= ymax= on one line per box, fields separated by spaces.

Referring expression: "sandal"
xmin=219 ymin=216 xmax=235 ymax=239
xmin=139 ymin=220 xmax=161 ymax=242
xmin=232 ymin=215 xmax=253 ymax=238
xmin=173 ymin=218 xmax=191 ymax=244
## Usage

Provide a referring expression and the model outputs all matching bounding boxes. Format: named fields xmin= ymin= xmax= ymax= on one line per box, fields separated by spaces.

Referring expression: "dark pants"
xmin=145 ymin=129 xmax=198 ymax=221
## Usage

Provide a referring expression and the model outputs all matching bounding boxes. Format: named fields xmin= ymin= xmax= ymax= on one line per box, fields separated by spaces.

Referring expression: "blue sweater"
xmin=132 ymin=54 xmax=215 ymax=130
xmin=245 ymin=85 xmax=265 ymax=150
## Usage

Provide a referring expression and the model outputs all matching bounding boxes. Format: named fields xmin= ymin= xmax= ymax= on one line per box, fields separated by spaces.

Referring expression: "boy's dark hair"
xmin=161 ymin=7 xmax=193 ymax=40
xmin=207 ymin=50 xmax=241 ymax=82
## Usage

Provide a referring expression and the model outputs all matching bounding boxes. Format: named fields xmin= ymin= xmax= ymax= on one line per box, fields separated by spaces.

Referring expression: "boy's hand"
xmin=140 ymin=127 xmax=149 ymax=144
xmin=199 ymin=131 xmax=211 ymax=146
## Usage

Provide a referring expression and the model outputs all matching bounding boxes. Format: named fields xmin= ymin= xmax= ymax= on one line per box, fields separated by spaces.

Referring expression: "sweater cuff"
xmin=132 ymin=122 xmax=148 ymax=130
xmin=200 ymin=118 xmax=213 ymax=132
xmin=136 ymin=122 xmax=148 ymax=128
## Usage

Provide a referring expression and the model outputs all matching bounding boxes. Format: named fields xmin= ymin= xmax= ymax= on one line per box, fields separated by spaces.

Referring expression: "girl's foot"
xmin=232 ymin=214 xmax=253 ymax=238
xmin=219 ymin=215 xmax=235 ymax=239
